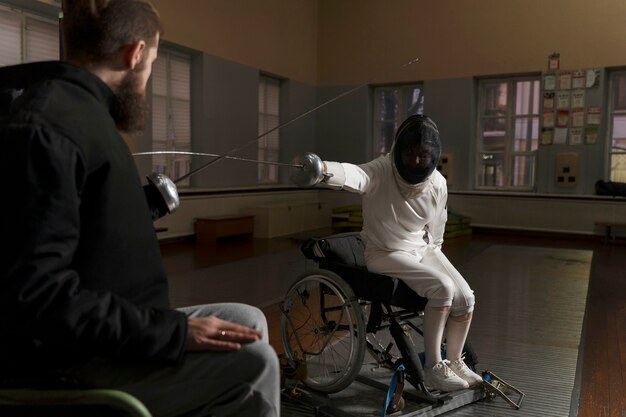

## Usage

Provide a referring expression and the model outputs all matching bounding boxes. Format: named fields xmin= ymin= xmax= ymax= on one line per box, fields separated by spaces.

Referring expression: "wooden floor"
xmin=160 ymin=229 xmax=626 ymax=417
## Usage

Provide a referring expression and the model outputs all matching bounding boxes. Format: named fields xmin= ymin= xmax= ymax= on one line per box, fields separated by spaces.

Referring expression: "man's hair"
xmin=62 ymin=0 xmax=163 ymax=63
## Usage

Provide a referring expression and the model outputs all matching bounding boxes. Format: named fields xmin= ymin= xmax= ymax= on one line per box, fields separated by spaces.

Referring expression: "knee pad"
xmin=431 ymin=280 xmax=455 ymax=303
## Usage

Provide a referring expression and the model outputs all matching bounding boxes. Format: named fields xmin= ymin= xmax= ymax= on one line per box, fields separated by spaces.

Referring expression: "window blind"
xmin=0 ymin=9 xmax=22 ymax=66
xmin=258 ymin=76 xmax=280 ymax=183
xmin=0 ymin=7 xmax=59 ymax=67
xmin=150 ymin=50 xmax=191 ymax=184
xmin=25 ymin=16 xmax=58 ymax=63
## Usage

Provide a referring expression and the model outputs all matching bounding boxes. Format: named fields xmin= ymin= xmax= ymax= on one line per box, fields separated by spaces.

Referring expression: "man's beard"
xmin=112 ymin=70 xmax=148 ymax=134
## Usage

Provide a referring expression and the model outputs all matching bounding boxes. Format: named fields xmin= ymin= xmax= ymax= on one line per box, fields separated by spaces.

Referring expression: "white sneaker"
xmin=448 ymin=357 xmax=483 ymax=386
xmin=423 ymin=360 xmax=469 ymax=392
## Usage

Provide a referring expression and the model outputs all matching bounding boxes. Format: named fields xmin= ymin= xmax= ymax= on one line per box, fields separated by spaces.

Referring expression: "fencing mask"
xmin=392 ymin=115 xmax=441 ymax=185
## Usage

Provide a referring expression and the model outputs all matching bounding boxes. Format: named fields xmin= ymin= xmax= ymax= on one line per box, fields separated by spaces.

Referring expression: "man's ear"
xmin=123 ymin=40 xmax=147 ymax=70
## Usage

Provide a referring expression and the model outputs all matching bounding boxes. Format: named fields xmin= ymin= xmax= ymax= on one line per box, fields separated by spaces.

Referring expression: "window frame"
xmin=475 ymin=74 xmax=541 ymax=191
xmin=607 ymin=69 xmax=626 ymax=182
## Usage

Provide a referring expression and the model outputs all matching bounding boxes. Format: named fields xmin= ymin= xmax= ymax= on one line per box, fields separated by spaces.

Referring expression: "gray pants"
xmin=65 ymin=303 xmax=280 ymax=417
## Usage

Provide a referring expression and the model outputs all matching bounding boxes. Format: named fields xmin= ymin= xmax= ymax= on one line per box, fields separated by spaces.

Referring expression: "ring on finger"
xmin=220 ymin=330 xmax=227 ymax=338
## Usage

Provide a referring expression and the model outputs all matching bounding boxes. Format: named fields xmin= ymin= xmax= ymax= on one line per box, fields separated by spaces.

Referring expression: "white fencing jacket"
xmin=323 ymin=155 xmax=448 ymax=254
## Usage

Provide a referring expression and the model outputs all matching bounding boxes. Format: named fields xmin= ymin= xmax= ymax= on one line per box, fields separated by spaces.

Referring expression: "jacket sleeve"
xmin=0 ymin=126 xmax=187 ymax=363
xmin=321 ymin=158 xmax=383 ymax=195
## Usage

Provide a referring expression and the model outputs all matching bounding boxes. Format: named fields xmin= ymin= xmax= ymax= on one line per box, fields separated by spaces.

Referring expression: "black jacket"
xmin=0 ymin=62 xmax=186 ymax=373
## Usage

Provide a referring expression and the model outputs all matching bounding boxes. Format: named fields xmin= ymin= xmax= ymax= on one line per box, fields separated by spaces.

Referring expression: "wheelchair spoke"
xmin=281 ymin=272 xmax=365 ymax=393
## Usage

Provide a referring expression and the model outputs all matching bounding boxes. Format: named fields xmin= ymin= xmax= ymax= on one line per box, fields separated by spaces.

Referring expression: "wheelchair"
xmin=280 ymin=232 xmax=480 ymax=404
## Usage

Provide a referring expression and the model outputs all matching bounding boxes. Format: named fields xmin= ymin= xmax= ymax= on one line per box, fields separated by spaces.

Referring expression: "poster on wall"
xmin=571 ymin=89 xmax=585 ymax=108
xmin=557 ymin=91 xmax=571 ymax=109
xmin=572 ymin=70 xmax=586 ymax=89
xmin=557 ymin=110 xmax=569 ymax=127
xmin=554 ymin=128 xmax=568 ymax=145
xmin=544 ymin=73 xmax=557 ymax=90
xmin=571 ymin=109 xmax=585 ymax=127
xmin=558 ymin=72 xmax=572 ymax=90
xmin=569 ymin=127 xmax=584 ymax=145
xmin=541 ymin=128 xmax=554 ymax=145
xmin=543 ymin=92 xmax=555 ymax=109
xmin=585 ymin=127 xmax=599 ymax=144
xmin=586 ymin=69 xmax=601 ymax=88
xmin=587 ymin=107 xmax=601 ymax=125
xmin=543 ymin=111 xmax=555 ymax=128
xmin=548 ymin=53 xmax=560 ymax=71
xmin=541 ymin=67 xmax=602 ymax=147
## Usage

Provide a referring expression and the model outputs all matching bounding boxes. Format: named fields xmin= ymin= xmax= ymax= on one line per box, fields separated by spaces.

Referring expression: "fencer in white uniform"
xmin=315 ymin=115 xmax=482 ymax=392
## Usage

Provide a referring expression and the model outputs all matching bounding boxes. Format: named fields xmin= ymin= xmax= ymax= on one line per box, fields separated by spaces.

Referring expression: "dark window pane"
xmin=483 ymin=83 xmax=507 ymax=116
xmin=478 ymin=153 xmax=504 ymax=187
xmin=481 ymin=118 xmax=506 ymax=152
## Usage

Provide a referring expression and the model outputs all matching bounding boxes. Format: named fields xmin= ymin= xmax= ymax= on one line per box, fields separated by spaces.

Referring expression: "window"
xmin=0 ymin=7 xmax=59 ymax=67
xmin=151 ymin=50 xmax=191 ymax=186
xmin=258 ymin=75 xmax=280 ymax=184
xmin=608 ymin=71 xmax=626 ymax=182
xmin=373 ymin=84 xmax=424 ymax=157
xmin=476 ymin=76 xmax=540 ymax=189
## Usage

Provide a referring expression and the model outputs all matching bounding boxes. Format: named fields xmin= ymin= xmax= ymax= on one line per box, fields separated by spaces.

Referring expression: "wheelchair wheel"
xmin=280 ymin=270 xmax=366 ymax=393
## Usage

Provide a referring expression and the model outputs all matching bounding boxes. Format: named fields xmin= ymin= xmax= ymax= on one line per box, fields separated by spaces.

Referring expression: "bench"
xmin=195 ymin=215 xmax=254 ymax=244
xmin=595 ymin=221 xmax=626 ymax=244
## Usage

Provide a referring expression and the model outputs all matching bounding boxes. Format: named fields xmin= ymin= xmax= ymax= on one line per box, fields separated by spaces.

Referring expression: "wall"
xmin=317 ymin=0 xmax=626 ymax=85
xmin=155 ymin=187 xmax=624 ymax=240
xmin=317 ymin=190 xmax=626 ymax=237
xmin=315 ymin=86 xmax=371 ymax=163
xmin=188 ymin=53 xmax=259 ymax=188
xmin=150 ymin=0 xmax=319 ymax=85
xmin=277 ymin=79 xmax=318 ymax=184
xmin=446 ymin=192 xmax=626 ymax=236
xmin=423 ymin=77 xmax=476 ymax=191
xmin=8 ymin=0 xmax=626 ymax=88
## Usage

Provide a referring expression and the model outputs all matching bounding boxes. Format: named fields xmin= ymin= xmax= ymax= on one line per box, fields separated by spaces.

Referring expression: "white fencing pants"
xmin=364 ymin=245 xmax=475 ymax=316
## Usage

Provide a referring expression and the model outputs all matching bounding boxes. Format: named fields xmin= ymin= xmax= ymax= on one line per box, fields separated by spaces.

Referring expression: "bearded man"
xmin=0 ymin=1 xmax=279 ymax=416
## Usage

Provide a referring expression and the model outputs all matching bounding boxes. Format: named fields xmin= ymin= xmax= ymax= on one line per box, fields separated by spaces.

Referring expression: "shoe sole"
xmin=424 ymin=382 xmax=469 ymax=392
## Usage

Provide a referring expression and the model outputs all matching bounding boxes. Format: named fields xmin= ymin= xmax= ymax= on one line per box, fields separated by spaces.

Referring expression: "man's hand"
xmin=185 ymin=316 xmax=263 ymax=352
